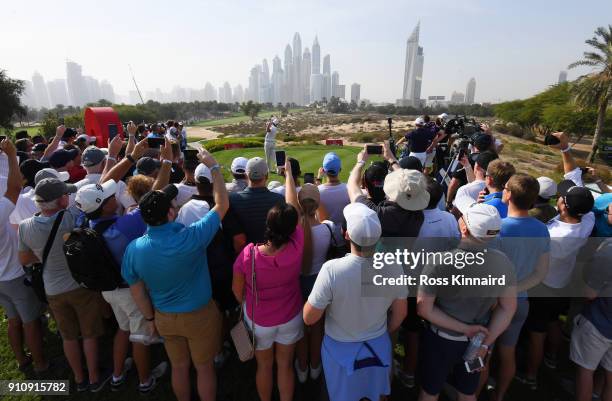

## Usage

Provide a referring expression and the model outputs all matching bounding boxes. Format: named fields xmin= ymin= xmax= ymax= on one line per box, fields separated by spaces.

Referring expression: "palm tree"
xmin=568 ymin=25 xmax=612 ymax=162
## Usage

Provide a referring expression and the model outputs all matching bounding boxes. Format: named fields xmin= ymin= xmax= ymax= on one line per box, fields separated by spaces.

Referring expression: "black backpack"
xmin=63 ymin=218 xmax=124 ymax=291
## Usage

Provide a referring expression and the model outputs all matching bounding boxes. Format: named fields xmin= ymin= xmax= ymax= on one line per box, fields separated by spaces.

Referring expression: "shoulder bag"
xmin=230 ymin=245 xmax=257 ymax=361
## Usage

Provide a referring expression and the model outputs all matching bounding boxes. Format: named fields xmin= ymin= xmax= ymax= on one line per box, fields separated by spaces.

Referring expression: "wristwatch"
xmin=126 ymin=154 xmax=136 ymax=164
xmin=210 ymin=164 xmax=220 ymax=173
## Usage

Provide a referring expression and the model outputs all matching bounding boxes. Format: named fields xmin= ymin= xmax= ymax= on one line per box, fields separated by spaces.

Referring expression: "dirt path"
xmin=185 ymin=126 xmax=223 ymax=141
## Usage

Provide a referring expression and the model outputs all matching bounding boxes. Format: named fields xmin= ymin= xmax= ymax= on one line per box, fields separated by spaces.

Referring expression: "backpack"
xmin=322 ymin=222 xmax=348 ymax=261
xmin=63 ymin=218 xmax=124 ymax=291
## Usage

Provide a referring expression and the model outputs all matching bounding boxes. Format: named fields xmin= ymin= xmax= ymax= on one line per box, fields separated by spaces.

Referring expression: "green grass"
xmin=211 ymin=144 xmax=383 ymax=183
xmin=7 ymin=126 xmax=41 ymax=137
xmin=192 ymin=109 xmax=303 ymax=127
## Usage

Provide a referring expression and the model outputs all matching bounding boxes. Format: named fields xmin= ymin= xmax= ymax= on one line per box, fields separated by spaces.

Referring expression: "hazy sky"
xmin=3 ymin=0 xmax=611 ymax=103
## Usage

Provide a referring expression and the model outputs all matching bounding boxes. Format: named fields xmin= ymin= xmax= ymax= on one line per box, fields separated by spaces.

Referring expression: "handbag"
xmin=27 ymin=210 xmax=65 ymax=304
xmin=230 ymin=245 xmax=257 ymax=362
xmin=323 ymin=222 xmax=346 ymax=261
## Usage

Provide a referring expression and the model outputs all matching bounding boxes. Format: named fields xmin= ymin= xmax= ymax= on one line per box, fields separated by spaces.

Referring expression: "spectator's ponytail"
xmin=264 ymin=203 xmax=298 ymax=249
xmin=299 ymin=198 xmax=318 ymax=275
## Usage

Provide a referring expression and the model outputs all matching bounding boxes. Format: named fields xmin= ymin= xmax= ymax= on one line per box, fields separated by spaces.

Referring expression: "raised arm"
xmin=198 ymin=147 xmax=229 ymax=219
xmin=383 ymin=140 xmax=401 ymax=171
xmin=41 ymin=125 xmax=65 ymax=160
xmin=152 ymin=138 xmax=173 ymax=191
xmin=284 ymin=158 xmax=300 ymax=212
xmin=101 ymin=133 xmax=125 ymax=179
xmin=125 ymin=122 xmax=137 ymax=157
xmin=0 ymin=139 xmax=21 ymax=204
xmin=347 ymin=145 xmax=369 ymax=202
xmin=551 ymin=132 xmax=578 ymax=174
xmin=101 ymin=137 xmax=148 ymax=184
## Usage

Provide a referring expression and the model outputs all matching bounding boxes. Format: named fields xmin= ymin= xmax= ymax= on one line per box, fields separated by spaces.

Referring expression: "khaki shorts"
xmin=47 ymin=287 xmax=105 ymax=340
xmin=155 ymin=301 xmax=222 ymax=366
xmin=570 ymin=314 xmax=612 ymax=371
xmin=102 ymin=288 xmax=147 ymax=336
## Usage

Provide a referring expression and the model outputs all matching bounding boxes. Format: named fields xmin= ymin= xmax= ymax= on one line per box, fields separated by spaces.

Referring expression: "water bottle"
xmin=463 ymin=332 xmax=486 ymax=361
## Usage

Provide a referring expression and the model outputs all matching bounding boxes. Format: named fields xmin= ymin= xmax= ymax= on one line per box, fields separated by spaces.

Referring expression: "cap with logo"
xmin=323 ymin=152 xmax=341 ymax=176
xmin=557 ymin=180 xmax=595 ymax=216
xmin=34 ymin=178 xmax=77 ymax=202
xmin=139 ymin=184 xmax=179 ymax=225
xmin=461 ymin=202 xmax=501 ymax=238
xmin=75 ymin=180 xmax=117 ymax=214
xmin=231 ymin=157 xmax=248 ymax=174
xmin=49 ymin=148 xmax=79 ymax=169
xmin=343 ymin=203 xmax=382 ymax=247
xmin=537 ymin=177 xmax=557 ymax=200
xmin=81 ymin=146 xmax=106 ymax=167
xmin=194 ymin=163 xmax=213 ymax=184
xmin=35 ymin=168 xmax=70 ymax=185
xmin=136 ymin=157 xmax=161 ymax=176
xmin=246 ymin=157 xmax=268 ymax=180
xmin=383 ymin=169 xmax=430 ymax=211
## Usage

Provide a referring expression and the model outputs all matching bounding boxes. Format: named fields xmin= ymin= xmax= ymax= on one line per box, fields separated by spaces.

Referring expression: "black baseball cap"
xmin=557 ymin=180 xmax=594 ymax=216
xmin=49 ymin=148 xmax=79 ymax=169
xmin=136 ymin=157 xmax=161 ymax=176
xmin=20 ymin=159 xmax=49 ymax=187
xmin=139 ymin=184 xmax=179 ymax=226
xmin=62 ymin=127 xmax=78 ymax=139
xmin=32 ymin=143 xmax=47 ymax=152
xmin=473 ymin=133 xmax=493 ymax=151
xmin=399 ymin=156 xmax=423 ymax=172
xmin=364 ymin=162 xmax=388 ymax=188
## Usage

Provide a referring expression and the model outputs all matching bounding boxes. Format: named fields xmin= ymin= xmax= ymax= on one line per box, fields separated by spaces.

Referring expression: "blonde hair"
xmin=126 ymin=175 xmax=154 ymax=203
xmin=299 ymin=198 xmax=319 ymax=275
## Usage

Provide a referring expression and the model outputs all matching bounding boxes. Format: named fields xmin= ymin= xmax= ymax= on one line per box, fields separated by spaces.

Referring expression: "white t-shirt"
xmin=176 ymin=199 xmax=211 ymax=227
xmin=419 ymin=208 xmax=460 ymax=238
xmin=265 ymin=125 xmax=277 ymax=142
xmin=271 ymin=185 xmax=301 ymax=196
xmin=0 ymin=197 xmax=25 ymax=281
xmin=543 ymin=212 xmax=595 ymax=288
xmin=564 ymin=167 xmax=584 ymax=187
xmin=307 ymin=221 xmax=341 ymax=276
xmin=175 ymin=183 xmax=198 ymax=207
xmin=9 ymin=187 xmax=38 ymax=225
xmin=453 ymin=179 xmax=486 ymax=206
xmin=308 ymin=253 xmax=408 ymax=342
xmin=318 ymin=183 xmax=350 ymax=225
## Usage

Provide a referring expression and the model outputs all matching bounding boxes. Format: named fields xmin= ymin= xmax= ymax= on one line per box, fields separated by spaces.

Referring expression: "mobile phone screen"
xmin=304 ymin=173 xmax=315 ymax=184
xmin=464 ymin=357 xmax=484 ymax=373
xmin=366 ymin=145 xmax=383 ymax=155
xmin=0 ymin=135 xmax=6 ymax=142
xmin=275 ymin=150 xmax=286 ymax=166
xmin=108 ymin=124 xmax=118 ymax=140
xmin=147 ymin=137 xmax=164 ymax=148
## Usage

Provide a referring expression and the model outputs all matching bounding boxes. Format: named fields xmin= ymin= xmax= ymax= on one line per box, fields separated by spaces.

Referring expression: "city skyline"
xmin=5 ymin=0 xmax=609 ymax=106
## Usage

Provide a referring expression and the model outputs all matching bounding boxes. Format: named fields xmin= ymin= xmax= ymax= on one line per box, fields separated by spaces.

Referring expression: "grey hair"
xmin=35 ymin=198 xmax=62 ymax=211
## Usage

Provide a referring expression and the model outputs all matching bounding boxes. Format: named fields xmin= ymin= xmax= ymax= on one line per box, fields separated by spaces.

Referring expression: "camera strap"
xmin=40 ymin=210 xmax=66 ymax=273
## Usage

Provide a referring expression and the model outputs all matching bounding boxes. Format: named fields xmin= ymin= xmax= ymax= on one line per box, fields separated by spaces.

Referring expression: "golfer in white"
xmin=264 ymin=117 xmax=279 ymax=171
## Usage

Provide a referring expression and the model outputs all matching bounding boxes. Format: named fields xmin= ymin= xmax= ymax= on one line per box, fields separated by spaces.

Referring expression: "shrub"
xmin=200 ymin=137 xmax=264 ymax=152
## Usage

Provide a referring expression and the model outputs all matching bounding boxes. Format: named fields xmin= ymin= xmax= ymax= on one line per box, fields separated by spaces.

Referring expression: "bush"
xmin=200 ymin=137 xmax=264 ymax=152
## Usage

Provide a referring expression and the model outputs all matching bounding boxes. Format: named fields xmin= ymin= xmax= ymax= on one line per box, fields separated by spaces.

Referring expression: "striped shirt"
xmin=229 ymin=187 xmax=284 ymax=244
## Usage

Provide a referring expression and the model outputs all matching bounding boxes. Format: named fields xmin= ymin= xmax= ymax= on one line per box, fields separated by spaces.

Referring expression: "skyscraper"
xmin=331 ymin=71 xmax=339 ymax=98
xmin=450 ymin=91 xmax=465 ymax=104
xmin=292 ymin=33 xmax=303 ymax=105
xmin=558 ymin=70 xmax=568 ymax=83
xmin=401 ymin=22 xmax=424 ymax=107
xmin=271 ymin=56 xmax=283 ymax=105
xmin=233 ymin=84 xmax=244 ymax=103
xmin=261 ymin=59 xmax=271 ymax=103
xmin=248 ymin=65 xmax=261 ymax=102
xmin=310 ymin=74 xmax=323 ymax=102
xmin=66 ymin=61 xmax=88 ymax=106
xmin=351 ymin=83 xmax=361 ymax=104
xmin=465 ymin=77 xmax=476 ymax=104
xmin=283 ymin=44 xmax=293 ymax=104
xmin=100 ymin=80 xmax=115 ymax=103
xmin=322 ymin=55 xmax=331 ymax=100
xmin=312 ymin=36 xmax=321 ymax=75
xmin=47 ymin=79 xmax=69 ymax=106
xmin=31 ymin=72 xmax=50 ymax=109
xmin=302 ymin=48 xmax=311 ymax=104
xmin=204 ymin=82 xmax=216 ymax=101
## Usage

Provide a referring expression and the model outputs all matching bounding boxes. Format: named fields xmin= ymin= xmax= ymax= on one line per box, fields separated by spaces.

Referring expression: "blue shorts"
xmin=497 ymin=297 xmax=529 ymax=347
xmin=418 ymin=327 xmax=481 ymax=396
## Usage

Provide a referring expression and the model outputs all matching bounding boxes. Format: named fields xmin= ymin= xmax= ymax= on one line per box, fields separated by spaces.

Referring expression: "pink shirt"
xmin=233 ymin=225 xmax=304 ymax=327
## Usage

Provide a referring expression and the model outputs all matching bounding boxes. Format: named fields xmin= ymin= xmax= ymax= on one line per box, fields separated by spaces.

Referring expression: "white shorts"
xmin=570 ymin=314 xmax=612 ymax=371
xmin=409 ymin=151 xmax=435 ymax=167
xmin=102 ymin=287 xmax=148 ymax=337
xmin=243 ymin=306 xmax=304 ymax=350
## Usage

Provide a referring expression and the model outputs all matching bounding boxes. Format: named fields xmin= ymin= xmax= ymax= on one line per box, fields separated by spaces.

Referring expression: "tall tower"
xmin=302 ymin=47 xmax=311 ymax=104
xmin=312 ymin=36 xmax=321 ymax=75
xmin=331 ymin=71 xmax=339 ymax=98
xmin=66 ymin=61 xmax=87 ymax=106
xmin=271 ymin=55 xmax=283 ymax=105
xmin=261 ymin=59 xmax=271 ymax=103
xmin=402 ymin=22 xmax=424 ymax=107
xmin=292 ymin=33 xmax=303 ymax=104
xmin=465 ymin=77 xmax=476 ymax=104
xmin=31 ymin=72 xmax=50 ymax=109
xmin=558 ymin=70 xmax=568 ymax=84
xmin=284 ymin=44 xmax=293 ymax=104
xmin=322 ymin=55 xmax=331 ymax=101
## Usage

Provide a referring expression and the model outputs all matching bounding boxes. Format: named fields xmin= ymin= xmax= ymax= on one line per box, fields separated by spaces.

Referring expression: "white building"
xmin=401 ymin=22 xmax=424 ymax=107
xmin=351 ymin=83 xmax=361 ymax=104
xmin=47 ymin=79 xmax=69 ymax=106
xmin=465 ymin=77 xmax=476 ymax=104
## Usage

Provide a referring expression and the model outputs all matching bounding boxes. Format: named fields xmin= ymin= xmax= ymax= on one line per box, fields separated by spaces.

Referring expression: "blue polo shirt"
xmin=483 ymin=192 xmax=507 ymax=218
xmin=121 ymin=210 xmax=221 ymax=313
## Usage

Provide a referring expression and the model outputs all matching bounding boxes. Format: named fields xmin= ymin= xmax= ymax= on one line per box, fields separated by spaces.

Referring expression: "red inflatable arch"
xmin=84 ymin=107 xmax=124 ymax=147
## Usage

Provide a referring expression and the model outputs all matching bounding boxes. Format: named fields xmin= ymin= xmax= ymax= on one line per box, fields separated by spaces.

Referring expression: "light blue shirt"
xmin=122 ymin=210 xmax=221 ymax=313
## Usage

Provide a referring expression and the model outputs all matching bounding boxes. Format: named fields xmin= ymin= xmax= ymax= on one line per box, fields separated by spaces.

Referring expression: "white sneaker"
xmin=309 ymin=363 xmax=322 ymax=380
xmin=294 ymin=359 xmax=309 ymax=384
xmin=152 ymin=361 xmax=169 ymax=380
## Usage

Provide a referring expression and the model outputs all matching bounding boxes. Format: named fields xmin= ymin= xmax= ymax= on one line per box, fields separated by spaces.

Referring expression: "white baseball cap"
xmin=272 ymin=117 xmax=279 ymax=125
xmin=75 ymin=180 xmax=118 ymax=214
xmin=537 ymin=177 xmax=557 ymax=199
xmin=383 ymin=169 xmax=430 ymax=211
xmin=34 ymin=168 xmax=70 ymax=185
xmin=231 ymin=157 xmax=248 ymax=174
xmin=460 ymin=203 xmax=501 ymax=238
xmin=414 ymin=117 xmax=425 ymax=126
xmin=194 ymin=163 xmax=213 ymax=183
xmin=267 ymin=180 xmax=282 ymax=190
xmin=343 ymin=203 xmax=382 ymax=247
